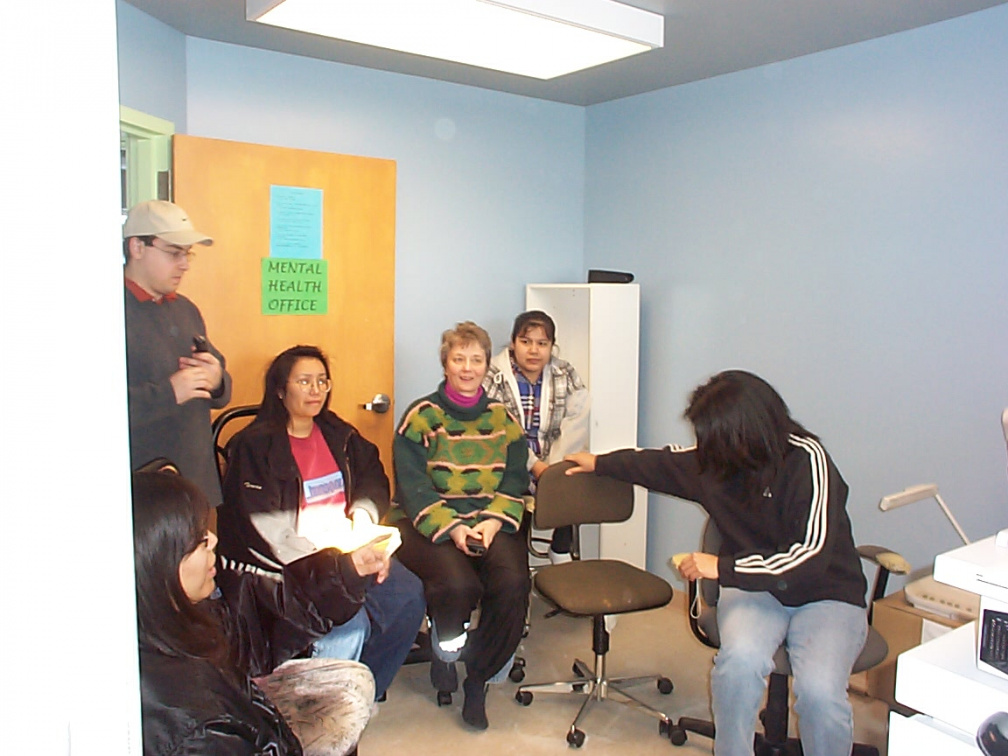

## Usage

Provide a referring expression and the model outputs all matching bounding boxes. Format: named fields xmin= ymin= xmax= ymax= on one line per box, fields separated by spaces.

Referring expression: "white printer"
xmin=934 ymin=534 xmax=1008 ymax=680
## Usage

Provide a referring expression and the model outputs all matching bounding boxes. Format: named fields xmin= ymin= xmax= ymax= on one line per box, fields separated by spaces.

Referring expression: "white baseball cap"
xmin=123 ymin=200 xmax=213 ymax=246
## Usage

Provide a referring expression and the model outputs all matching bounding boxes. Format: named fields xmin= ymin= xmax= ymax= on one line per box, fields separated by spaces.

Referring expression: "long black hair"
xmin=255 ymin=345 xmax=333 ymax=427
xmin=132 ymin=470 xmax=233 ymax=675
xmin=685 ymin=370 xmax=815 ymax=496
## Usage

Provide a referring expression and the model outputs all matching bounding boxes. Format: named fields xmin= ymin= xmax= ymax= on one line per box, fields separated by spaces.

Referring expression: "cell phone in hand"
xmin=465 ymin=535 xmax=485 ymax=557
xmin=192 ymin=335 xmax=209 ymax=353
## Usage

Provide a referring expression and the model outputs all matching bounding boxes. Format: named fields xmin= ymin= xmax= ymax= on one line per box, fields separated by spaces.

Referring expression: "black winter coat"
xmin=139 ymin=550 xmax=368 ymax=755
xmin=217 ymin=410 xmax=390 ymax=574
xmin=596 ymin=436 xmax=867 ymax=608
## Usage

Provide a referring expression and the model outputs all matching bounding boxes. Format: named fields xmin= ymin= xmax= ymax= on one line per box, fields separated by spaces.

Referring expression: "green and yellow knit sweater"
xmin=390 ymin=383 xmax=529 ymax=543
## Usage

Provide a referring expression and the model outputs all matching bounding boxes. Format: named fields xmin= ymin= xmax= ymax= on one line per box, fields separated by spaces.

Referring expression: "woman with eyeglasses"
xmin=217 ymin=345 xmax=426 ymax=704
xmin=134 ymin=468 xmax=379 ymax=755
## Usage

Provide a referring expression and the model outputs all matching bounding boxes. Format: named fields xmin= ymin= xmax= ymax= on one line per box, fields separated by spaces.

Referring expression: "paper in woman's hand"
xmin=347 ymin=522 xmax=402 ymax=556
xmin=299 ymin=510 xmax=401 ymax=556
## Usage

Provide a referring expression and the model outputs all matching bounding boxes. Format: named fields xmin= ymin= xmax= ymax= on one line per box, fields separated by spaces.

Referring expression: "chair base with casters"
xmin=514 ymin=556 xmax=677 ymax=748
xmin=671 ymin=671 xmax=883 ymax=755
xmin=669 ymin=527 xmax=910 ymax=756
xmin=516 ymin=611 xmax=675 ymax=748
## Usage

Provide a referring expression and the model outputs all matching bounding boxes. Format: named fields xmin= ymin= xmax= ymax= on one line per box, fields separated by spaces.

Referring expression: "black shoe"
xmin=430 ymin=659 xmax=458 ymax=693
xmin=462 ymin=677 xmax=489 ymax=730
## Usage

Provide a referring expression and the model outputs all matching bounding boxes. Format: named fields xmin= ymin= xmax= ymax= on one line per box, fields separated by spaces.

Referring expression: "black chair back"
xmin=135 ymin=457 xmax=180 ymax=475
xmin=698 ymin=519 xmax=722 ymax=608
xmin=533 ymin=460 xmax=634 ymax=530
xmin=210 ymin=404 xmax=260 ymax=482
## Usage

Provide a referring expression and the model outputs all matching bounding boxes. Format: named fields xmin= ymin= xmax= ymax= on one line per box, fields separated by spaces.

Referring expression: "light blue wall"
xmin=116 ymin=0 xmax=186 ymax=129
xmin=116 ymin=2 xmax=1007 ymax=587
xmin=586 ymin=6 xmax=1008 ymax=584
xmin=182 ymin=40 xmax=585 ymax=406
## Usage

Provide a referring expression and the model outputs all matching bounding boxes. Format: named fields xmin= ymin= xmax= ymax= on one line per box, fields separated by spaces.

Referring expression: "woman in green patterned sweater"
xmin=390 ymin=321 xmax=530 ymax=730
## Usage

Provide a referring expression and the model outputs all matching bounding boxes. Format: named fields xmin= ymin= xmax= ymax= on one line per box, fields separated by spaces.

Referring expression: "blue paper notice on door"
xmin=270 ymin=185 xmax=323 ymax=259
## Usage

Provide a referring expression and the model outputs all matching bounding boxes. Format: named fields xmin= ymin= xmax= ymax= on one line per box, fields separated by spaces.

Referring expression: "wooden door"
xmin=172 ymin=135 xmax=396 ymax=466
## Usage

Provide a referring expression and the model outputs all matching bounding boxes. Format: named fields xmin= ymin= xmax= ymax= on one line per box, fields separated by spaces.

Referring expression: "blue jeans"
xmin=312 ymin=559 xmax=426 ymax=700
xmin=711 ymin=588 xmax=868 ymax=756
xmin=312 ymin=607 xmax=370 ymax=661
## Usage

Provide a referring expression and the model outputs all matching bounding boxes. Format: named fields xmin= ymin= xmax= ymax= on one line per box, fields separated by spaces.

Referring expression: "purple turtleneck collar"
xmin=444 ymin=382 xmax=483 ymax=408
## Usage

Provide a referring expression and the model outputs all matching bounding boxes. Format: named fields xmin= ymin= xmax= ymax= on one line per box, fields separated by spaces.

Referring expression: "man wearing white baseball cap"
xmin=123 ymin=200 xmax=231 ymax=514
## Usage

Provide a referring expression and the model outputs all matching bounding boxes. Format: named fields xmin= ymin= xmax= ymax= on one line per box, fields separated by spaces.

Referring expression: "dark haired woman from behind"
xmin=566 ymin=370 xmax=868 ymax=756
xmin=133 ymin=469 xmax=382 ymax=755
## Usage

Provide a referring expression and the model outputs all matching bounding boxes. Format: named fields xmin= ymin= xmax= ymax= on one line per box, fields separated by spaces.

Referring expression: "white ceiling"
xmin=123 ymin=0 xmax=1007 ymax=106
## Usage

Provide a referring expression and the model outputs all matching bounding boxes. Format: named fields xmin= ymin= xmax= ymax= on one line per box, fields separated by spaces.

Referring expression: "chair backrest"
xmin=533 ymin=460 xmax=634 ymax=530
xmin=135 ymin=457 xmax=180 ymax=475
xmin=697 ymin=518 xmax=723 ymax=608
xmin=210 ymin=404 xmax=261 ymax=482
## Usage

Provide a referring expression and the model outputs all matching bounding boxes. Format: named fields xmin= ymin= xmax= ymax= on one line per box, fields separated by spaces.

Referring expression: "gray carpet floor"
xmin=359 ymin=591 xmax=890 ymax=754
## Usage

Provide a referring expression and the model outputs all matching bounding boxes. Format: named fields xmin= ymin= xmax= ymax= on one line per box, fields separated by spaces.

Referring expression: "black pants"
xmin=395 ymin=521 xmax=530 ymax=685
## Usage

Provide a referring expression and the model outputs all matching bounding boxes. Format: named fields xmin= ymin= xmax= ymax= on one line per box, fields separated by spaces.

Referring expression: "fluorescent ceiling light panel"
xmin=247 ymin=0 xmax=664 ymax=79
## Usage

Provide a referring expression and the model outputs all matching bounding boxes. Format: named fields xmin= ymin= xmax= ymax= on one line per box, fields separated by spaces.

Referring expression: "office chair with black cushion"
xmin=669 ymin=519 xmax=911 ymax=755
xmin=514 ymin=460 xmax=676 ymax=748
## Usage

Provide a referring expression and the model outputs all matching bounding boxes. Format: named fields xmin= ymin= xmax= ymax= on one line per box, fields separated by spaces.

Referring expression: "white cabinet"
xmin=525 ymin=283 xmax=647 ymax=569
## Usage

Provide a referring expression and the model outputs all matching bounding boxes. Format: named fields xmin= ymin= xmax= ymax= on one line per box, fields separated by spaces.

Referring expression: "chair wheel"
xmin=572 ymin=663 xmax=585 ymax=677
xmin=572 ymin=682 xmax=587 ymax=693
xmin=660 ymin=719 xmax=687 ymax=746
xmin=657 ymin=676 xmax=674 ymax=695
xmin=567 ymin=728 xmax=586 ymax=748
xmin=515 ymin=690 xmax=533 ymax=706
xmin=508 ymin=656 xmax=526 ymax=682
xmin=436 ymin=691 xmax=452 ymax=706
